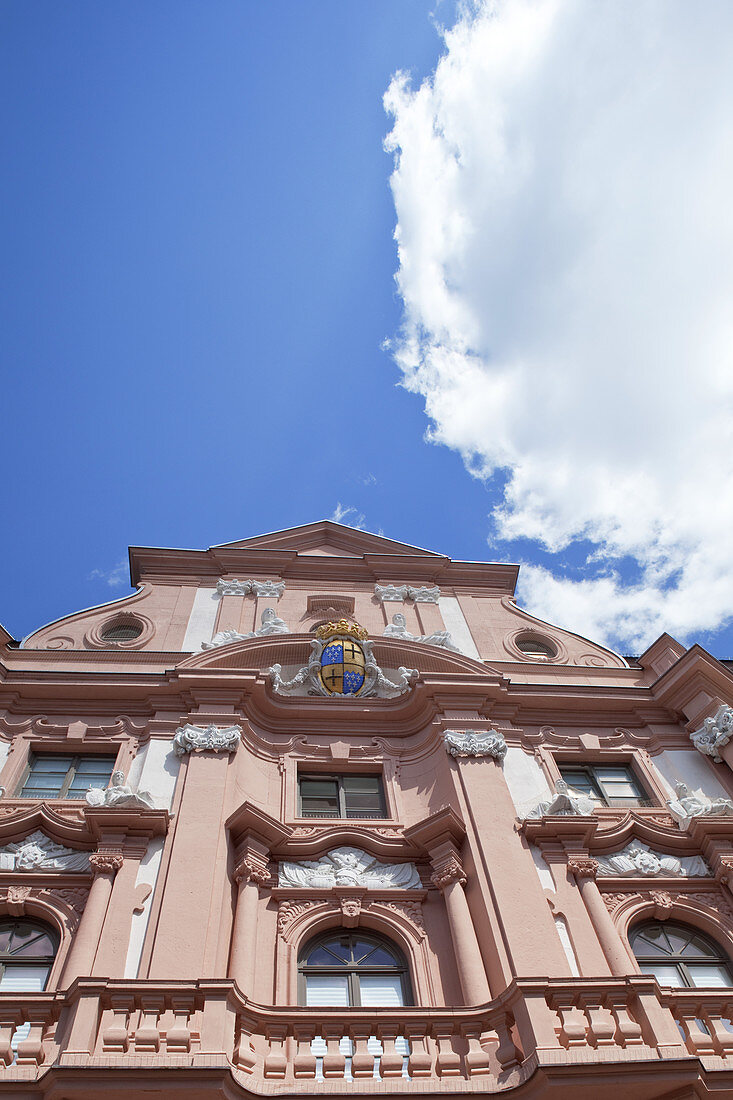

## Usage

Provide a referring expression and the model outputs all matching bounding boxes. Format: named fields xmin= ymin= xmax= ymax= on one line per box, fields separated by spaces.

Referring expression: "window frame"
xmin=631 ymin=920 xmax=733 ymax=989
xmin=558 ymin=762 xmax=652 ymax=808
xmin=297 ymin=930 xmax=412 ymax=1007
xmin=15 ymin=753 xmax=116 ymax=801
xmin=0 ymin=918 xmax=59 ymax=992
xmin=298 ymin=772 xmax=387 ymax=820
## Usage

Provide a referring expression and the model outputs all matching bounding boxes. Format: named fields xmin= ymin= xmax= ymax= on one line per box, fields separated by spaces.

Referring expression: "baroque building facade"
xmin=1 ymin=520 xmax=733 ymax=1096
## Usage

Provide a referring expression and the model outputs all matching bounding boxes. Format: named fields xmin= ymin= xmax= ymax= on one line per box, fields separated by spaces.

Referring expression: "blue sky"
xmin=3 ymin=1 xmax=733 ymax=658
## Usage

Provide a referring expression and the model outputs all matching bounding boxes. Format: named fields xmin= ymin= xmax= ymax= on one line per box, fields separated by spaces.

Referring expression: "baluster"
xmin=15 ymin=1016 xmax=47 ymax=1066
xmin=582 ymin=999 xmax=616 ymax=1047
xmin=705 ymin=1008 xmax=733 ymax=1055
xmin=676 ymin=1009 xmax=715 ymax=1056
xmin=101 ymin=995 xmax=134 ymax=1053
xmin=233 ymin=1020 xmax=257 ymax=1073
xmin=377 ymin=1025 xmax=404 ymax=1077
xmin=166 ymin=996 xmax=193 ymax=1053
xmin=493 ymin=1013 xmax=522 ymax=1072
xmin=433 ymin=1024 xmax=461 ymax=1076
xmin=322 ymin=1025 xmax=346 ymax=1078
xmin=462 ymin=1024 xmax=492 ymax=1076
xmin=263 ymin=1025 xmax=288 ymax=1078
xmin=134 ymin=996 xmax=163 ymax=1053
xmin=0 ymin=1012 xmax=21 ymax=1067
xmin=606 ymin=994 xmax=643 ymax=1046
xmin=552 ymin=997 xmax=588 ymax=1048
xmin=406 ymin=1023 xmax=433 ymax=1078
xmin=349 ymin=1024 xmax=374 ymax=1079
xmin=293 ymin=1025 xmax=317 ymax=1078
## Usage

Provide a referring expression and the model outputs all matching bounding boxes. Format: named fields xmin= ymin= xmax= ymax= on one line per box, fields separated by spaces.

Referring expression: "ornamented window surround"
xmin=0 ymin=738 xmax=129 ymax=807
xmin=536 ymin=745 xmax=670 ymax=811
xmin=0 ymin=887 xmax=87 ymax=992
xmin=600 ymin=884 xmax=733 ymax=980
xmin=272 ymin=889 xmax=436 ymax=1007
xmin=281 ymin=753 xmax=401 ymax=827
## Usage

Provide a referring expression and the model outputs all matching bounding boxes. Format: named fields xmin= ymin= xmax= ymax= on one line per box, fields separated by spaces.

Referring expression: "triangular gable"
xmin=215 ymin=521 xmax=444 ymax=559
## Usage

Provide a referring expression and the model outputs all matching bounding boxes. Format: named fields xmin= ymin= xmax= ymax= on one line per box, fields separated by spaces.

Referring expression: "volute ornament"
xmin=173 ymin=724 xmax=241 ymax=756
xmin=691 ymin=705 xmax=733 ymax=763
xmin=444 ymin=729 xmax=507 ymax=760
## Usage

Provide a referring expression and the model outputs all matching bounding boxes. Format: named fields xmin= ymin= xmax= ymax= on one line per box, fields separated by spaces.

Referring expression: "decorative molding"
xmin=383 ymin=613 xmax=458 ymax=653
xmin=4 ymin=885 xmax=31 ymax=915
xmin=277 ymin=899 xmax=326 ymax=938
xmin=595 ymin=842 xmax=709 ymax=878
xmin=202 ymin=608 xmax=289 ymax=649
xmin=173 ymin=724 xmax=241 ymax=756
xmin=376 ymin=899 xmax=427 ymax=940
xmin=667 ymin=782 xmax=733 ymax=830
xmin=691 ymin=705 xmax=733 ymax=763
xmin=408 ymin=586 xmax=441 ymax=603
xmin=89 ymin=851 xmax=124 ymax=876
xmin=444 ymin=729 xmax=507 ymax=760
xmin=567 ymin=858 xmax=599 ymax=880
xmin=374 ymin=584 xmax=409 ymax=603
xmin=217 ymin=579 xmax=251 ymax=596
xmin=251 ymin=580 xmax=285 ymax=599
xmin=339 ymin=895 xmax=362 ymax=926
xmin=234 ymin=857 xmax=271 ymax=887
xmin=0 ymin=831 xmax=90 ymax=873
xmin=85 ymin=770 xmax=156 ymax=810
xmin=716 ymin=856 xmax=733 ymax=886
xmin=431 ymin=856 xmax=467 ymax=890
xmin=523 ymin=780 xmax=596 ymax=820
xmin=278 ymin=847 xmax=421 ymax=890
xmin=41 ymin=886 xmax=89 ymax=916
xmin=306 ymin=594 xmax=355 ymax=618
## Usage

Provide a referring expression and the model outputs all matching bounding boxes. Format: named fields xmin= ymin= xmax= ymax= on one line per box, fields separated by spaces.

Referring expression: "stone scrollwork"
xmin=173 ymin=724 xmax=241 ymax=756
xmin=444 ymin=729 xmax=507 ymax=761
xmin=666 ymin=782 xmax=733 ymax=830
xmin=595 ymin=842 xmax=709 ymax=878
xmin=0 ymin=831 xmax=91 ymax=873
xmin=567 ymin=858 xmax=599 ymax=880
xmin=234 ymin=857 xmax=271 ymax=887
xmin=431 ymin=856 xmax=467 ymax=890
xmin=278 ymin=846 xmax=421 ymax=890
xmin=89 ymin=851 xmax=124 ymax=876
xmin=251 ymin=580 xmax=285 ymax=599
xmin=408 ymin=586 xmax=441 ymax=603
xmin=217 ymin=579 xmax=252 ymax=596
xmin=374 ymin=584 xmax=409 ymax=602
xmin=383 ymin=613 xmax=458 ymax=652
xmin=691 ymin=705 xmax=733 ymax=763
xmin=85 ymin=770 xmax=156 ymax=809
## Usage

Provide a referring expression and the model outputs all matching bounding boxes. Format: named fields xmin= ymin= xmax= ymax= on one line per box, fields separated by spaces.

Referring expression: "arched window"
xmin=0 ymin=919 xmax=58 ymax=992
xmin=631 ymin=921 xmax=733 ymax=989
xmin=299 ymin=930 xmax=411 ymax=1007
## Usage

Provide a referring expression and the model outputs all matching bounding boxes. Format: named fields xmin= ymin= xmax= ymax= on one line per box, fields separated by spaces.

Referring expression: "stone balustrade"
xmin=0 ymin=977 xmax=730 ymax=1087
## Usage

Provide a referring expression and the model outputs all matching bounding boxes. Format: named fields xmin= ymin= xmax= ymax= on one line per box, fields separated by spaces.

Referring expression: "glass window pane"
xmin=560 ymin=771 xmax=599 ymax=797
xmin=0 ymin=965 xmax=50 ymax=992
xmin=300 ymin=778 xmax=339 ymax=816
xmin=645 ymin=964 xmax=686 ymax=988
xmin=306 ymin=945 xmax=348 ymax=966
xmin=359 ymin=974 xmax=404 ymax=1007
xmin=305 ymin=974 xmax=350 ymax=1006
xmin=688 ymin=964 xmax=733 ymax=988
xmin=28 ymin=757 xmax=73 ymax=773
xmin=313 ymin=938 xmax=351 ymax=962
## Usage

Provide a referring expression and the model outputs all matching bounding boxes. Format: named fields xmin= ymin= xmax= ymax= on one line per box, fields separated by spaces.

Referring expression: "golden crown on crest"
xmin=315 ymin=618 xmax=369 ymax=642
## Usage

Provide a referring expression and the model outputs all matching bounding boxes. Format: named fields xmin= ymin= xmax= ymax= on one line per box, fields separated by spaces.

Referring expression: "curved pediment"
xmin=177 ymin=632 xmax=497 ymax=678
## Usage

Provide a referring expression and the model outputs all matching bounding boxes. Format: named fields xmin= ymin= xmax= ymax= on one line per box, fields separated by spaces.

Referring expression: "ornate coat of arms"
xmin=269 ymin=619 xmax=418 ymax=700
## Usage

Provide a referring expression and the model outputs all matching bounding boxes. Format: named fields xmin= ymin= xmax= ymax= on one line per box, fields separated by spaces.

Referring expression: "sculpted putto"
xmin=666 ymin=782 xmax=733 ymax=830
xmin=85 ymin=770 xmax=156 ymax=809
xmin=278 ymin=846 xmax=421 ymax=890
xmin=524 ymin=779 xmax=597 ymax=819
xmin=202 ymin=607 xmax=289 ymax=649
xmin=383 ymin=613 xmax=458 ymax=652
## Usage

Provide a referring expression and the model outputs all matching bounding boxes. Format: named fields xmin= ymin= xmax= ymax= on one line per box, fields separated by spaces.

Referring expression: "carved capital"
xmin=173 ymin=724 xmax=241 ymax=756
xmin=90 ymin=851 xmax=123 ymax=876
xmin=234 ymin=858 xmax=271 ymax=887
xmin=431 ymin=856 xmax=467 ymax=890
xmin=374 ymin=584 xmax=408 ymax=603
xmin=568 ymin=857 xmax=599 ymax=880
xmin=444 ymin=729 xmax=507 ymax=760
xmin=407 ymin=586 xmax=441 ymax=603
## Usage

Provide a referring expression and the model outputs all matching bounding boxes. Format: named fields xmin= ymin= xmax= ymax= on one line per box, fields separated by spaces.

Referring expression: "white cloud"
xmin=330 ymin=503 xmax=368 ymax=530
xmin=88 ymin=560 xmax=129 ymax=588
xmin=385 ymin=0 xmax=733 ymax=650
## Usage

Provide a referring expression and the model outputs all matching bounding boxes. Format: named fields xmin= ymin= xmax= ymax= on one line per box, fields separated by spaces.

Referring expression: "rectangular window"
xmin=17 ymin=755 xmax=115 ymax=800
xmin=559 ymin=763 xmax=651 ymax=808
xmin=298 ymin=774 xmax=386 ymax=819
